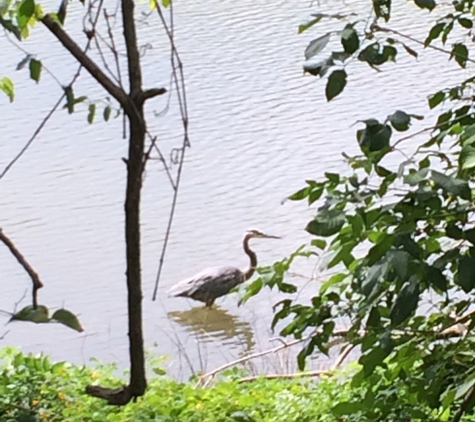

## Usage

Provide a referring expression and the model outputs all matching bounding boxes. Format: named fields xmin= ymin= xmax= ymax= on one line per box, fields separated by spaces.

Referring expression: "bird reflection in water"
xmin=167 ymin=305 xmax=255 ymax=354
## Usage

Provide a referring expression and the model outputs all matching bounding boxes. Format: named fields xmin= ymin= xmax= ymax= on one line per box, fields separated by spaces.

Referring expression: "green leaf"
xmin=372 ymin=0 xmax=391 ymax=22
xmin=16 ymin=0 xmax=35 ymax=29
xmin=0 ymin=76 xmax=14 ymax=102
xmin=402 ymin=43 xmax=418 ymax=58
xmin=1 ymin=18 xmax=21 ymax=40
xmin=325 ymin=69 xmax=347 ymax=101
xmin=425 ymin=22 xmax=444 ymax=46
xmin=298 ymin=16 xmax=322 ymax=34
xmin=29 ymin=58 xmax=41 ymax=83
xmin=460 ymin=144 xmax=475 ymax=170
xmin=57 ymin=0 xmax=67 ymax=24
xmin=341 ymin=25 xmax=359 ymax=54
xmin=152 ymin=367 xmax=166 ymax=376
xmin=51 ymin=308 xmax=84 ymax=332
xmin=16 ymin=53 xmax=32 ymax=70
xmin=288 ymin=187 xmax=309 ymax=201
xmin=0 ymin=0 xmax=12 ymax=15
xmin=451 ymin=43 xmax=469 ymax=68
xmin=382 ymin=45 xmax=397 ymax=62
xmin=388 ymin=110 xmax=411 ymax=131
xmin=366 ymin=306 xmax=381 ymax=328
xmin=442 ymin=21 xmax=454 ymax=44
xmin=308 ymin=186 xmax=324 ymax=204
xmin=350 ymin=213 xmax=364 ymax=237
xmin=366 ymin=234 xmax=395 ymax=266
xmin=446 ymin=224 xmax=464 ymax=239
xmin=305 ymin=33 xmax=331 ymax=60
xmin=390 ymin=278 xmax=420 ymax=325
xmin=311 ymin=238 xmax=327 ymax=249
xmin=65 ymin=86 xmax=74 ymax=113
xmin=332 ymin=401 xmax=365 ymax=417
xmin=357 ymin=121 xmax=392 ymax=154
xmin=465 ymin=228 xmax=475 ymax=245
xmin=388 ymin=250 xmax=410 ymax=281
xmin=426 ymin=265 xmax=447 ymax=292
xmin=303 ymin=57 xmax=334 ymax=77
xmin=458 ymin=17 xmax=473 ymax=29
xmin=239 ymin=277 xmax=263 ymax=305
xmin=414 ymin=0 xmax=436 ymax=11
xmin=331 ymin=51 xmax=351 ymax=62
xmin=359 ymin=345 xmax=390 ymax=376
xmin=103 ymin=105 xmax=111 ymax=122
xmin=395 ymin=233 xmax=422 ymax=259
xmin=456 ymin=373 xmax=475 ymax=400
xmin=360 ymin=262 xmax=388 ymax=298
xmin=10 ymin=305 xmax=49 ymax=323
xmin=457 ymin=249 xmax=475 ymax=293
xmin=87 ymin=103 xmax=96 ymax=124
xmin=404 ymin=168 xmax=429 ymax=185
xmin=431 ymin=170 xmax=471 ymax=199
xmin=428 ymin=91 xmax=445 ymax=109
xmin=306 ymin=209 xmax=346 ymax=237
xmin=325 ymin=172 xmax=340 ymax=183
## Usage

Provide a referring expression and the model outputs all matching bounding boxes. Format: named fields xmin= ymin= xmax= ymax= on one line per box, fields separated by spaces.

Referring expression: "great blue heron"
xmin=168 ymin=229 xmax=280 ymax=307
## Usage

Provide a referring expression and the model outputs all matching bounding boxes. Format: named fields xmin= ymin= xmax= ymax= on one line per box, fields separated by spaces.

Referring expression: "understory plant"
xmin=0 ymin=346 xmax=357 ymax=422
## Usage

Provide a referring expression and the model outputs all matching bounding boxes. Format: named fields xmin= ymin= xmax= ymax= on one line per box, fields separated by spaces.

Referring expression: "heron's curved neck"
xmin=243 ymin=234 xmax=257 ymax=281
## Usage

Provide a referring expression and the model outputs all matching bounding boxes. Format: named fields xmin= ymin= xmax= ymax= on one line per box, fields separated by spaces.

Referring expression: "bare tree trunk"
xmin=124 ymin=110 xmax=146 ymax=397
xmin=115 ymin=0 xmax=148 ymax=400
xmin=40 ymin=0 xmax=169 ymax=404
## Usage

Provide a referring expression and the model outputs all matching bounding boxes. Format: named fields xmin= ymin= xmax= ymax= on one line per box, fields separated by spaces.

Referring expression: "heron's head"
xmin=245 ymin=229 xmax=280 ymax=240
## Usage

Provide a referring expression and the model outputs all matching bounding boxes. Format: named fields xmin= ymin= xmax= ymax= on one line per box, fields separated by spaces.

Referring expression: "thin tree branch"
xmin=0 ymin=95 xmax=64 ymax=180
xmin=41 ymin=14 xmax=131 ymax=112
xmin=144 ymin=134 xmax=175 ymax=188
xmin=104 ymin=9 xmax=124 ymax=89
xmin=372 ymin=24 xmax=475 ymax=65
xmin=332 ymin=343 xmax=355 ymax=369
xmin=121 ymin=0 xmax=142 ymax=100
xmin=451 ymin=385 xmax=475 ymax=422
xmin=152 ymin=146 xmax=186 ymax=300
xmin=151 ymin=1 xmax=189 ymax=300
xmin=143 ymin=87 xmax=167 ymax=101
xmin=0 ymin=228 xmax=43 ymax=308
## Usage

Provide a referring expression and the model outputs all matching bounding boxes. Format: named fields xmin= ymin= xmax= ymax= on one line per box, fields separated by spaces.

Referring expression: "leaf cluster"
xmin=300 ymin=0 xmax=473 ymax=101
xmin=243 ymin=0 xmax=475 ymax=420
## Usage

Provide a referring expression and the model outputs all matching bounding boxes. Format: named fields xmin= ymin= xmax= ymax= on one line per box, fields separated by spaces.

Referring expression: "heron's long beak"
xmin=264 ymin=234 xmax=281 ymax=239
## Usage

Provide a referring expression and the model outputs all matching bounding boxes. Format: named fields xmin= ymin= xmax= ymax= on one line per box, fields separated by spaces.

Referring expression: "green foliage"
xmin=241 ymin=1 xmax=475 ymax=420
xmin=5 ymin=347 xmax=474 ymax=421
xmin=10 ymin=305 xmax=83 ymax=332
xmin=0 ymin=347 xmax=361 ymax=422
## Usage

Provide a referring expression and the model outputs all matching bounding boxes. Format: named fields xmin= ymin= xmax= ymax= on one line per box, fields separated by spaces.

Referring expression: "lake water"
xmin=0 ymin=0 xmax=469 ymax=379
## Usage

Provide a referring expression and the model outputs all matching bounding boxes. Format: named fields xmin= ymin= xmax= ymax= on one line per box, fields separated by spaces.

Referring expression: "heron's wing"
xmin=168 ymin=266 xmax=242 ymax=297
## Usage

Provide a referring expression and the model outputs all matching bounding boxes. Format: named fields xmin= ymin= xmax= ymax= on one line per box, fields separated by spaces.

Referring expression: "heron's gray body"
xmin=168 ymin=266 xmax=244 ymax=306
xmin=168 ymin=229 xmax=279 ymax=307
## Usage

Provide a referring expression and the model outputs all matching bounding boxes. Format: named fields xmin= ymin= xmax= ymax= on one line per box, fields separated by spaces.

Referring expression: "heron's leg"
xmin=205 ymin=299 xmax=214 ymax=308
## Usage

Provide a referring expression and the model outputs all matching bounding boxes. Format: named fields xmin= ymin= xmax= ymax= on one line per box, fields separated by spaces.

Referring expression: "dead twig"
xmin=197 ymin=337 xmax=309 ymax=388
xmin=332 ymin=343 xmax=355 ymax=369
xmin=238 ymin=370 xmax=330 ymax=383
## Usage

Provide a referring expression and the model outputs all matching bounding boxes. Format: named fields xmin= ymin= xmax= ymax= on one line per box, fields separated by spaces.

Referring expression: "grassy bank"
xmin=2 ymin=346 xmax=471 ymax=422
xmin=0 ymin=346 xmax=348 ymax=422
